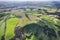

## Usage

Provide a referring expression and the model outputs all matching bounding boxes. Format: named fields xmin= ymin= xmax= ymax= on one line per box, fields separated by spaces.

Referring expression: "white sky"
xmin=0 ymin=0 xmax=60 ymax=1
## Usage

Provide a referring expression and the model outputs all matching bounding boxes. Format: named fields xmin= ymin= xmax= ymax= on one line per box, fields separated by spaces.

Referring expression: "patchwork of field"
xmin=0 ymin=7 xmax=60 ymax=40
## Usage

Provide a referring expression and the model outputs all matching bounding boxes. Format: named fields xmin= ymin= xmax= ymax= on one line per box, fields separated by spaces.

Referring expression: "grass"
xmin=0 ymin=23 xmax=5 ymax=40
xmin=0 ymin=16 xmax=19 ymax=40
xmin=0 ymin=12 xmax=60 ymax=40
xmin=0 ymin=14 xmax=36 ymax=40
xmin=5 ymin=17 xmax=19 ymax=40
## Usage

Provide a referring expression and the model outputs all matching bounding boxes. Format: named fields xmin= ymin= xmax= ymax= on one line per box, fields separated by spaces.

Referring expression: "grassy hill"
xmin=0 ymin=7 xmax=60 ymax=40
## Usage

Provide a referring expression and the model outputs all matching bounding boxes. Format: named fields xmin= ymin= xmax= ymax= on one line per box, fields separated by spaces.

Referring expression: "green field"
xmin=0 ymin=16 xmax=19 ymax=40
xmin=0 ymin=8 xmax=60 ymax=40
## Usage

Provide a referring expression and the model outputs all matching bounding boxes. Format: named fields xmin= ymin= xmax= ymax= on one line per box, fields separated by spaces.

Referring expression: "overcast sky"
xmin=0 ymin=0 xmax=60 ymax=2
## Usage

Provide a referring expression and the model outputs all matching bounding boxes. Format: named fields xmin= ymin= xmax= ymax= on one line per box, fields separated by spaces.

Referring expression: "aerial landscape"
xmin=0 ymin=0 xmax=60 ymax=40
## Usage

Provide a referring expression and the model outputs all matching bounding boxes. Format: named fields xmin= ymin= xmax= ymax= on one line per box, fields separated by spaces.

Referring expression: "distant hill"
xmin=0 ymin=1 xmax=60 ymax=9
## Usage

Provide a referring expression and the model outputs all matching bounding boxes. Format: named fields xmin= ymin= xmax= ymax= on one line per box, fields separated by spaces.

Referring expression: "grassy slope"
xmin=0 ymin=16 xmax=19 ymax=40
xmin=0 ymin=13 xmax=60 ymax=40
xmin=5 ymin=17 xmax=19 ymax=40
xmin=0 ymin=23 xmax=5 ymax=40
